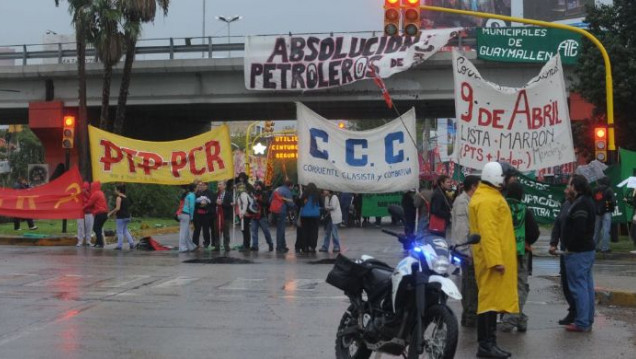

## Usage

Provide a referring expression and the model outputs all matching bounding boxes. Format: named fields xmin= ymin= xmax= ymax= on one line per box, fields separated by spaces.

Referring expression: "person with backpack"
xmin=236 ymin=173 xmax=255 ymax=252
xmin=298 ymin=183 xmax=321 ymax=253
xmin=592 ymin=176 xmax=615 ymax=253
xmin=500 ymin=181 xmax=540 ymax=333
xmin=250 ymin=181 xmax=274 ymax=252
xmin=269 ymin=179 xmax=294 ymax=253
xmin=108 ymin=184 xmax=135 ymax=250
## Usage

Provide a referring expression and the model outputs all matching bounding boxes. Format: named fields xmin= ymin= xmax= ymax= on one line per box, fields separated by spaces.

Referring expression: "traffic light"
xmin=384 ymin=0 xmax=401 ymax=36
xmin=594 ymin=126 xmax=607 ymax=162
xmin=62 ymin=115 xmax=75 ymax=149
xmin=402 ymin=0 xmax=421 ymax=37
xmin=264 ymin=121 xmax=275 ymax=133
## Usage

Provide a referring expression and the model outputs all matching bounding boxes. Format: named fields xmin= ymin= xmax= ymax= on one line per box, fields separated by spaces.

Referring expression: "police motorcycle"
xmin=326 ymin=207 xmax=479 ymax=359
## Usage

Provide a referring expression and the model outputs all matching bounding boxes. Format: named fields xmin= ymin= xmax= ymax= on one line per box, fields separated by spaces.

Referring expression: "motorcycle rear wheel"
xmin=407 ymin=304 xmax=458 ymax=359
xmin=335 ymin=306 xmax=372 ymax=359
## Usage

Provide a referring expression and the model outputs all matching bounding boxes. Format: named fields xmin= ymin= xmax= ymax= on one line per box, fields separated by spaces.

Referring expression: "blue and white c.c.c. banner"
xmin=296 ymin=103 xmax=419 ymax=193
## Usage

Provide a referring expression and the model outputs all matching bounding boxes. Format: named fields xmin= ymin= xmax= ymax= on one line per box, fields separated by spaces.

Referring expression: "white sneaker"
xmin=76 ymin=243 xmax=82 ymax=247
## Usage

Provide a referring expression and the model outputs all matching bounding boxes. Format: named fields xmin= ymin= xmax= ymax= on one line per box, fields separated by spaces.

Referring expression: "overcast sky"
xmin=0 ymin=0 xmax=382 ymax=46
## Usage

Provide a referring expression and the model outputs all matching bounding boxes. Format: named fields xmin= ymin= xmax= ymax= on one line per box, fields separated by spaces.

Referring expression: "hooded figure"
xmin=84 ymin=181 xmax=108 ymax=247
xmin=468 ymin=162 xmax=518 ymax=358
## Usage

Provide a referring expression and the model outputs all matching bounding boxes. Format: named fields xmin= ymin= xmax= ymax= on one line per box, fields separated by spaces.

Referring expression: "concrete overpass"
xmin=0 ymin=42 xmax=575 ymax=140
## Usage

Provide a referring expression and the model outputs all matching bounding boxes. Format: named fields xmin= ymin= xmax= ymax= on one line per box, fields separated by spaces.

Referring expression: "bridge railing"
xmin=0 ymin=31 xmax=476 ymax=67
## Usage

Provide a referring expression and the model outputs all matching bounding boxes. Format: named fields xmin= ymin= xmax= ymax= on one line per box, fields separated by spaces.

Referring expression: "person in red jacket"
xmin=83 ymin=181 xmax=108 ymax=248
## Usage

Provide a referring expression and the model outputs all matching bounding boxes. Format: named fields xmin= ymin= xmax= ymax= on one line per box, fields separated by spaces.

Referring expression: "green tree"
xmin=85 ymin=0 xmax=125 ymax=131
xmin=574 ymin=0 xmax=636 ymax=151
xmin=114 ymin=0 xmax=170 ymax=134
xmin=54 ymin=0 xmax=92 ymax=180
xmin=7 ymin=128 xmax=45 ymax=184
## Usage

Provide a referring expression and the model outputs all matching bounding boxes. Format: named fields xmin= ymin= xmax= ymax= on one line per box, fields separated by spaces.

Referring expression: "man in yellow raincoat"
xmin=469 ymin=162 xmax=519 ymax=358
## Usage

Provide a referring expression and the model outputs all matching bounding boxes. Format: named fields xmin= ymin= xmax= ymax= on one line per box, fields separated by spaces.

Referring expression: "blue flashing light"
xmin=452 ymin=256 xmax=462 ymax=265
xmin=413 ymin=246 xmax=422 ymax=253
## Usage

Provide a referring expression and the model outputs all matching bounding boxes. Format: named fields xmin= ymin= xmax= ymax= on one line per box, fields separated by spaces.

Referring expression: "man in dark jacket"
xmin=192 ymin=181 xmax=214 ymax=248
xmin=549 ymin=185 xmax=577 ymax=325
xmin=562 ymin=174 xmax=596 ymax=332
xmin=215 ymin=180 xmax=234 ymax=251
xmin=430 ymin=175 xmax=452 ymax=237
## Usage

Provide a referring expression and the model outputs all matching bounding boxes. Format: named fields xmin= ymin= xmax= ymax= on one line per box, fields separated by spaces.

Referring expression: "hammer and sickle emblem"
xmin=54 ymin=183 xmax=82 ymax=209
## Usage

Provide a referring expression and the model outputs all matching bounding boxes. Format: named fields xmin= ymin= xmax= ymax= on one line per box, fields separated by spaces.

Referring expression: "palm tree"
xmin=114 ymin=0 xmax=170 ymax=134
xmin=54 ymin=0 xmax=92 ymax=180
xmin=86 ymin=0 xmax=124 ymax=131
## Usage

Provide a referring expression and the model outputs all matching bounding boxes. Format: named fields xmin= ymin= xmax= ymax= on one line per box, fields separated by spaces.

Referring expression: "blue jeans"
xmin=564 ymin=250 xmax=595 ymax=329
xmin=593 ymin=213 xmax=611 ymax=251
xmin=274 ymin=212 xmax=287 ymax=250
xmin=321 ymin=220 xmax=341 ymax=250
xmin=251 ymin=216 xmax=273 ymax=248
xmin=116 ymin=217 xmax=134 ymax=248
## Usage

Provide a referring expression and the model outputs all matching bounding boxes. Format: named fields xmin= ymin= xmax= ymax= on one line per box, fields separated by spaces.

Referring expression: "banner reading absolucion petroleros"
xmin=244 ymin=28 xmax=460 ymax=91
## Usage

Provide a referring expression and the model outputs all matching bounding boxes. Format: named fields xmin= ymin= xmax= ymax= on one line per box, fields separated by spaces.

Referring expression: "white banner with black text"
xmin=297 ymin=103 xmax=419 ymax=193
xmin=245 ymin=29 xmax=461 ymax=91
xmin=450 ymin=49 xmax=575 ymax=171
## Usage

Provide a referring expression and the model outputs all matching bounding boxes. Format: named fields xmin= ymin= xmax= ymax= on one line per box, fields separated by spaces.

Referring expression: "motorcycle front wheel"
xmin=407 ymin=304 xmax=458 ymax=359
xmin=335 ymin=306 xmax=372 ymax=359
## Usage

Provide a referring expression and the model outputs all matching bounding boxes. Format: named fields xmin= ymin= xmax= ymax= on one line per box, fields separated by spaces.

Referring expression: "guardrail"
xmin=0 ymin=32 xmax=475 ymax=66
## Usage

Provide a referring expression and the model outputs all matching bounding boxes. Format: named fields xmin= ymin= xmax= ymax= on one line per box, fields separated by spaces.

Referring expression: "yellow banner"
xmin=89 ymin=125 xmax=234 ymax=184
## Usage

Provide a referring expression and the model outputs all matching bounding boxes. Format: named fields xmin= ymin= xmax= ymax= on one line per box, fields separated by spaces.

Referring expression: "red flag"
xmin=0 ymin=166 xmax=84 ymax=219
xmin=369 ymin=67 xmax=393 ymax=109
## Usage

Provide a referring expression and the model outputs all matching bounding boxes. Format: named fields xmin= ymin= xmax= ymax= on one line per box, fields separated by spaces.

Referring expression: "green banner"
xmin=477 ymin=27 xmax=582 ymax=65
xmin=361 ymin=193 xmax=402 ymax=218
xmin=516 ymin=174 xmax=565 ymax=225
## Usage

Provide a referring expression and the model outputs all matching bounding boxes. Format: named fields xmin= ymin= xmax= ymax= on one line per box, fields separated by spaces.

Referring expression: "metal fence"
xmin=0 ymin=31 xmax=475 ymax=67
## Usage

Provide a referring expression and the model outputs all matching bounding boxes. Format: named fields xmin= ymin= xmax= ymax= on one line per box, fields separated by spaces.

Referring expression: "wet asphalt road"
xmin=0 ymin=226 xmax=635 ymax=359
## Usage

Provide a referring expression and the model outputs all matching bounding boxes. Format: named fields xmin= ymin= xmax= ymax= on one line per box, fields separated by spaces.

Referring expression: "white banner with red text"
xmin=450 ymin=49 xmax=574 ymax=171
xmin=244 ymin=29 xmax=461 ymax=91
xmin=89 ymin=125 xmax=234 ymax=184
xmin=297 ymin=103 xmax=418 ymax=193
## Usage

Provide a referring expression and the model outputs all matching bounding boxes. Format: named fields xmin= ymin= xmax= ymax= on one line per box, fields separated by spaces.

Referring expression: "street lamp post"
xmin=215 ymin=15 xmax=242 ymax=58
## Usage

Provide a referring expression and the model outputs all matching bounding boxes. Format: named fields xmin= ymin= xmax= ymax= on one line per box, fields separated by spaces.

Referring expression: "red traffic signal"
xmin=594 ymin=126 xmax=607 ymax=162
xmin=384 ymin=0 xmax=401 ymax=36
xmin=62 ymin=115 xmax=76 ymax=149
xmin=402 ymin=0 xmax=421 ymax=37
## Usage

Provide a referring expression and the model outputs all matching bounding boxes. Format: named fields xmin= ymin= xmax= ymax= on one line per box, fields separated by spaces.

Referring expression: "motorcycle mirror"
xmin=466 ymin=234 xmax=481 ymax=245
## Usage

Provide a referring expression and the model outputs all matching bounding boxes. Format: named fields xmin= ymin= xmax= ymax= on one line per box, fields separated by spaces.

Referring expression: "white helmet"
xmin=481 ymin=162 xmax=504 ymax=188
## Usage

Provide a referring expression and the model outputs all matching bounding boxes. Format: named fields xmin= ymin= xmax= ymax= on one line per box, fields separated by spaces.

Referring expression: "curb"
xmin=595 ymin=287 xmax=636 ymax=308
xmin=0 ymin=226 xmax=180 ymax=247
